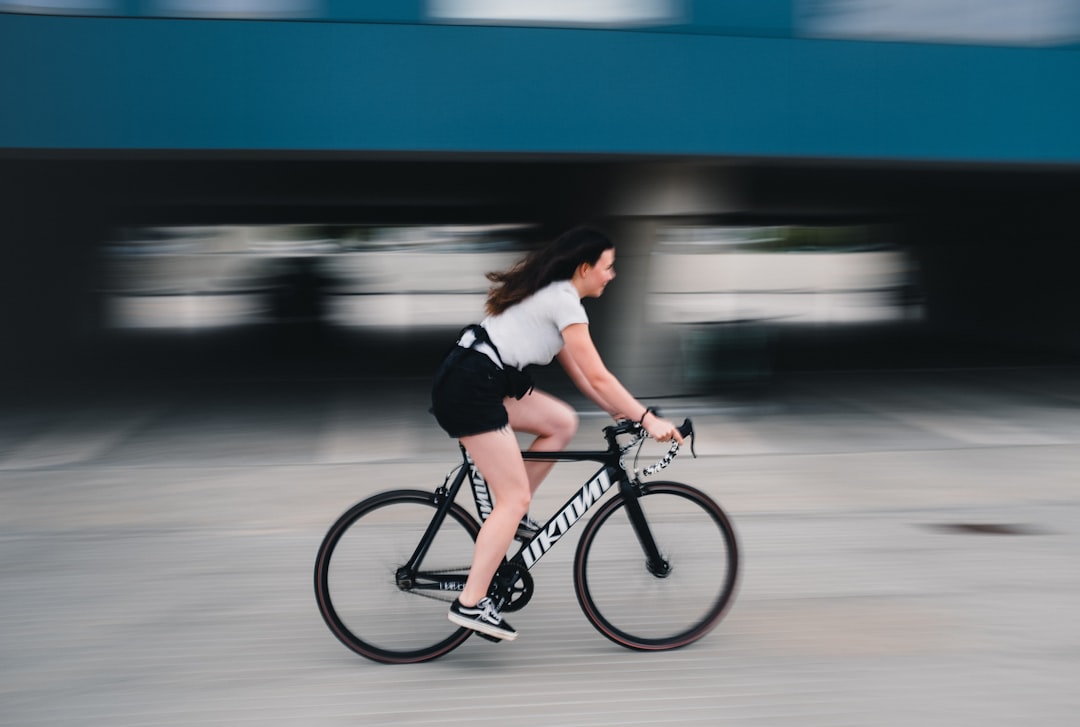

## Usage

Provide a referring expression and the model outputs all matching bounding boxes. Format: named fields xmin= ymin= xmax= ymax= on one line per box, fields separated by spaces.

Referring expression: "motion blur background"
xmin=3 ymin=0 xmax=1080 ymax=393
xmin=3 ymin=4 xmax=1080 ymax=726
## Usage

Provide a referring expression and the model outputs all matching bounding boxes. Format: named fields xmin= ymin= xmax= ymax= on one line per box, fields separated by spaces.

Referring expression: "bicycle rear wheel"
xmin=314 ymin=489 xmax=480 ymax=663
xmin=573 ymin=481 xmax=738 ymax=651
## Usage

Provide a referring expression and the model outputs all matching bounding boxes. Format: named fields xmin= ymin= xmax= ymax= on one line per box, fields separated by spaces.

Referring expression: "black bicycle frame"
xmin=400 ymin=430 xmax=668 ymax=595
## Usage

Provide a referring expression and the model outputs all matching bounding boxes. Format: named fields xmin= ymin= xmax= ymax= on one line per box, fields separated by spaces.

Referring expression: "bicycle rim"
xmin=314 ymin=490 xmax=480 ymax=663
xmin=574 ymin=481 xmax=738 ymax=650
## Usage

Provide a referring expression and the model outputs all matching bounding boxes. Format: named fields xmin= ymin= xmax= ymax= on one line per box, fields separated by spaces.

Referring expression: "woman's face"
xmin=578 ymin=248 xmax=617 ymax=298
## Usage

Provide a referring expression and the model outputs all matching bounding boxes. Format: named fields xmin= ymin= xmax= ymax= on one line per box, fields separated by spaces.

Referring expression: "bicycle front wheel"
xmin=314 ymin=489 xmax=480 ymax=664
xmin=573 ymin=481 xmax=738 ymax=651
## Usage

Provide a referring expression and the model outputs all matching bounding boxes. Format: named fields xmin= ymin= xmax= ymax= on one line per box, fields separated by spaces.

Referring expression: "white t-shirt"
xmin=481 ymin=280 xmax=588 ymax=369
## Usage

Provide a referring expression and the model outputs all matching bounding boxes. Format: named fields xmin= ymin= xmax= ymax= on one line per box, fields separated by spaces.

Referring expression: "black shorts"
xmin=430 ymin=347 xmax=511 ymax=438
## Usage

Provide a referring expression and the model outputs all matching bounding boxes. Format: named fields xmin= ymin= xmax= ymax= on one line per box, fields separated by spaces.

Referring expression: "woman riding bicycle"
xmin=430 ymin=225 xmax=682 ymax=641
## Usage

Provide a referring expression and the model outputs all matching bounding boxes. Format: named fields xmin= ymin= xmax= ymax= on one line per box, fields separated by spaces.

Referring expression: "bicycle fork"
xmin=618 ymin=480 xmax=672 ymax=578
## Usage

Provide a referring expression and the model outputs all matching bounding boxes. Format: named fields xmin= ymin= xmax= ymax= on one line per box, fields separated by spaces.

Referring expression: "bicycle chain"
xmin=401 ymin=566 xmax=472 ymax=603
xmin=400 ymin=566 xmax=534 ymax=612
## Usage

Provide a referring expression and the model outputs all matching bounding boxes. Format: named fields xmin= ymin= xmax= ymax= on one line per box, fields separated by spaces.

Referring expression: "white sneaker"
xmin=448 ymin=597 xmax=518 ymax=641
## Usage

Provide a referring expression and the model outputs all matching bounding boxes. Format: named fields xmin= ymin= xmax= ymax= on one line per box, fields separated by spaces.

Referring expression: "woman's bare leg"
xmin=504 ymin=389 xmax=578 ymax=493
xmin=457 ymin=392 xmax=576 ymax=607
xmin=457 ymin=426 xmax=532 ymax=607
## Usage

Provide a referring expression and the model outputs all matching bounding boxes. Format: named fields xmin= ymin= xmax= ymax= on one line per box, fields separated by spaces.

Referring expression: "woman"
xmin=430 ymin=226 xmax=683 ymax=641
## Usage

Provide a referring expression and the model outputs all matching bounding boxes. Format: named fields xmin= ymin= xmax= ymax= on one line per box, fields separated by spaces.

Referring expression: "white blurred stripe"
xmin=798 ymin=0 xmax=1080 ymax=46
xmin=883 ymin=411 xmax=1072 ymax=447
xmin=0 ymin=0 xmax=117 ymax=14
xmin=151 ymin=0 xmax=320 ymax=19
xmin=428 ymin=0 xmax=682 ymax=26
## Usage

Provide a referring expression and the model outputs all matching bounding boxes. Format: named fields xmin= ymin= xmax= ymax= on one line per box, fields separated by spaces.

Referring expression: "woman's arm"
xmin=557 ymin=346 xmax=622 ymax=419
xmin=560 ymin=323 xmax=682 ymax=443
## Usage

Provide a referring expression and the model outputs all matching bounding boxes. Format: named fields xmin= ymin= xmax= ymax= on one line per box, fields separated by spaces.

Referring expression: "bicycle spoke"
xmin=315 ymin=491 xmax=480 ymax=663
xmin=574 ymin=482 xmax=738 ymax=650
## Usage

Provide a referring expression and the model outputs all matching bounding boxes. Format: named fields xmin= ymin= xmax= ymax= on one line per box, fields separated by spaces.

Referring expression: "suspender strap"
xmin=459 ymin=324 xmax=506 ymax=369
xmin=457 ymin=324 xmax=534 ymax=400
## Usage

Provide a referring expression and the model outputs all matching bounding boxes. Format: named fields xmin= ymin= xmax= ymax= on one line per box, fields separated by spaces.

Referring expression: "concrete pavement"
xmin=2 ymin=367 xmax=1079 ymax=725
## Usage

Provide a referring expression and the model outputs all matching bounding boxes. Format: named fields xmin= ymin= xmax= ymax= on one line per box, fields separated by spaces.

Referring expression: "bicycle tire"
xmin=314 ymin=489 xmax=480 ymax=664
xmin=573 ymin=481 xmax=738 ymax=651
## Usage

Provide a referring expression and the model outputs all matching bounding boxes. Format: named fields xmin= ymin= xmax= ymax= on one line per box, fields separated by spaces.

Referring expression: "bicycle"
xmin=314 ymin=417 xmax=739 ymax=663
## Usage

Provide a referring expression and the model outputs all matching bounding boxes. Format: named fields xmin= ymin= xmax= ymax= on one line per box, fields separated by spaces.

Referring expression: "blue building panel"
xmin=2 ymin=11 xmax=1079 ymax=163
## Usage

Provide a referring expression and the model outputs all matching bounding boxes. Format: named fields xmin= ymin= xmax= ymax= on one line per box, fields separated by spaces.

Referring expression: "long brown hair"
xmin=485 ymin=226 xmax=614 ymax=315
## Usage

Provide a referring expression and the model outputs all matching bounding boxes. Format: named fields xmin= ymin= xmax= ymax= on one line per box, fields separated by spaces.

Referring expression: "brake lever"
xmin=678 ymin=418 xmax=696 ymax=458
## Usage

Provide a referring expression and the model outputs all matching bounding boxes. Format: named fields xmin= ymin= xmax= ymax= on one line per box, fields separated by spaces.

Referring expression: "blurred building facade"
xmin=2 ymin=2 xmax=1079 ymax=390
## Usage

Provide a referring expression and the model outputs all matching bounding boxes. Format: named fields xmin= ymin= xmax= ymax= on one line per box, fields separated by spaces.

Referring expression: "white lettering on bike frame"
xmin=467 ymin=455 xmax=619 ymax=569
xmin=468 ymin=460 xmax=494 ymax=520
xmin=520 ymin=468 xmax=615 ymax=569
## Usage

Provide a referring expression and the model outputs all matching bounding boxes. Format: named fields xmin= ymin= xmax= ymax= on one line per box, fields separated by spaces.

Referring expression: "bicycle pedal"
xmin=474 ymin=632 xmax=503 ymax=644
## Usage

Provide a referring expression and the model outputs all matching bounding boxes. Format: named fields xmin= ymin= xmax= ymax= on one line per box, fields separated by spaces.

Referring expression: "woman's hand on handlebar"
xmin=643 ymin=410 xmax=683 ymax=445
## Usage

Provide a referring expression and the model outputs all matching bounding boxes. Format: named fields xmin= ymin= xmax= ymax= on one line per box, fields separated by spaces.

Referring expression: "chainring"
xmin=492 ymin=565 xmax=534 ymax=613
